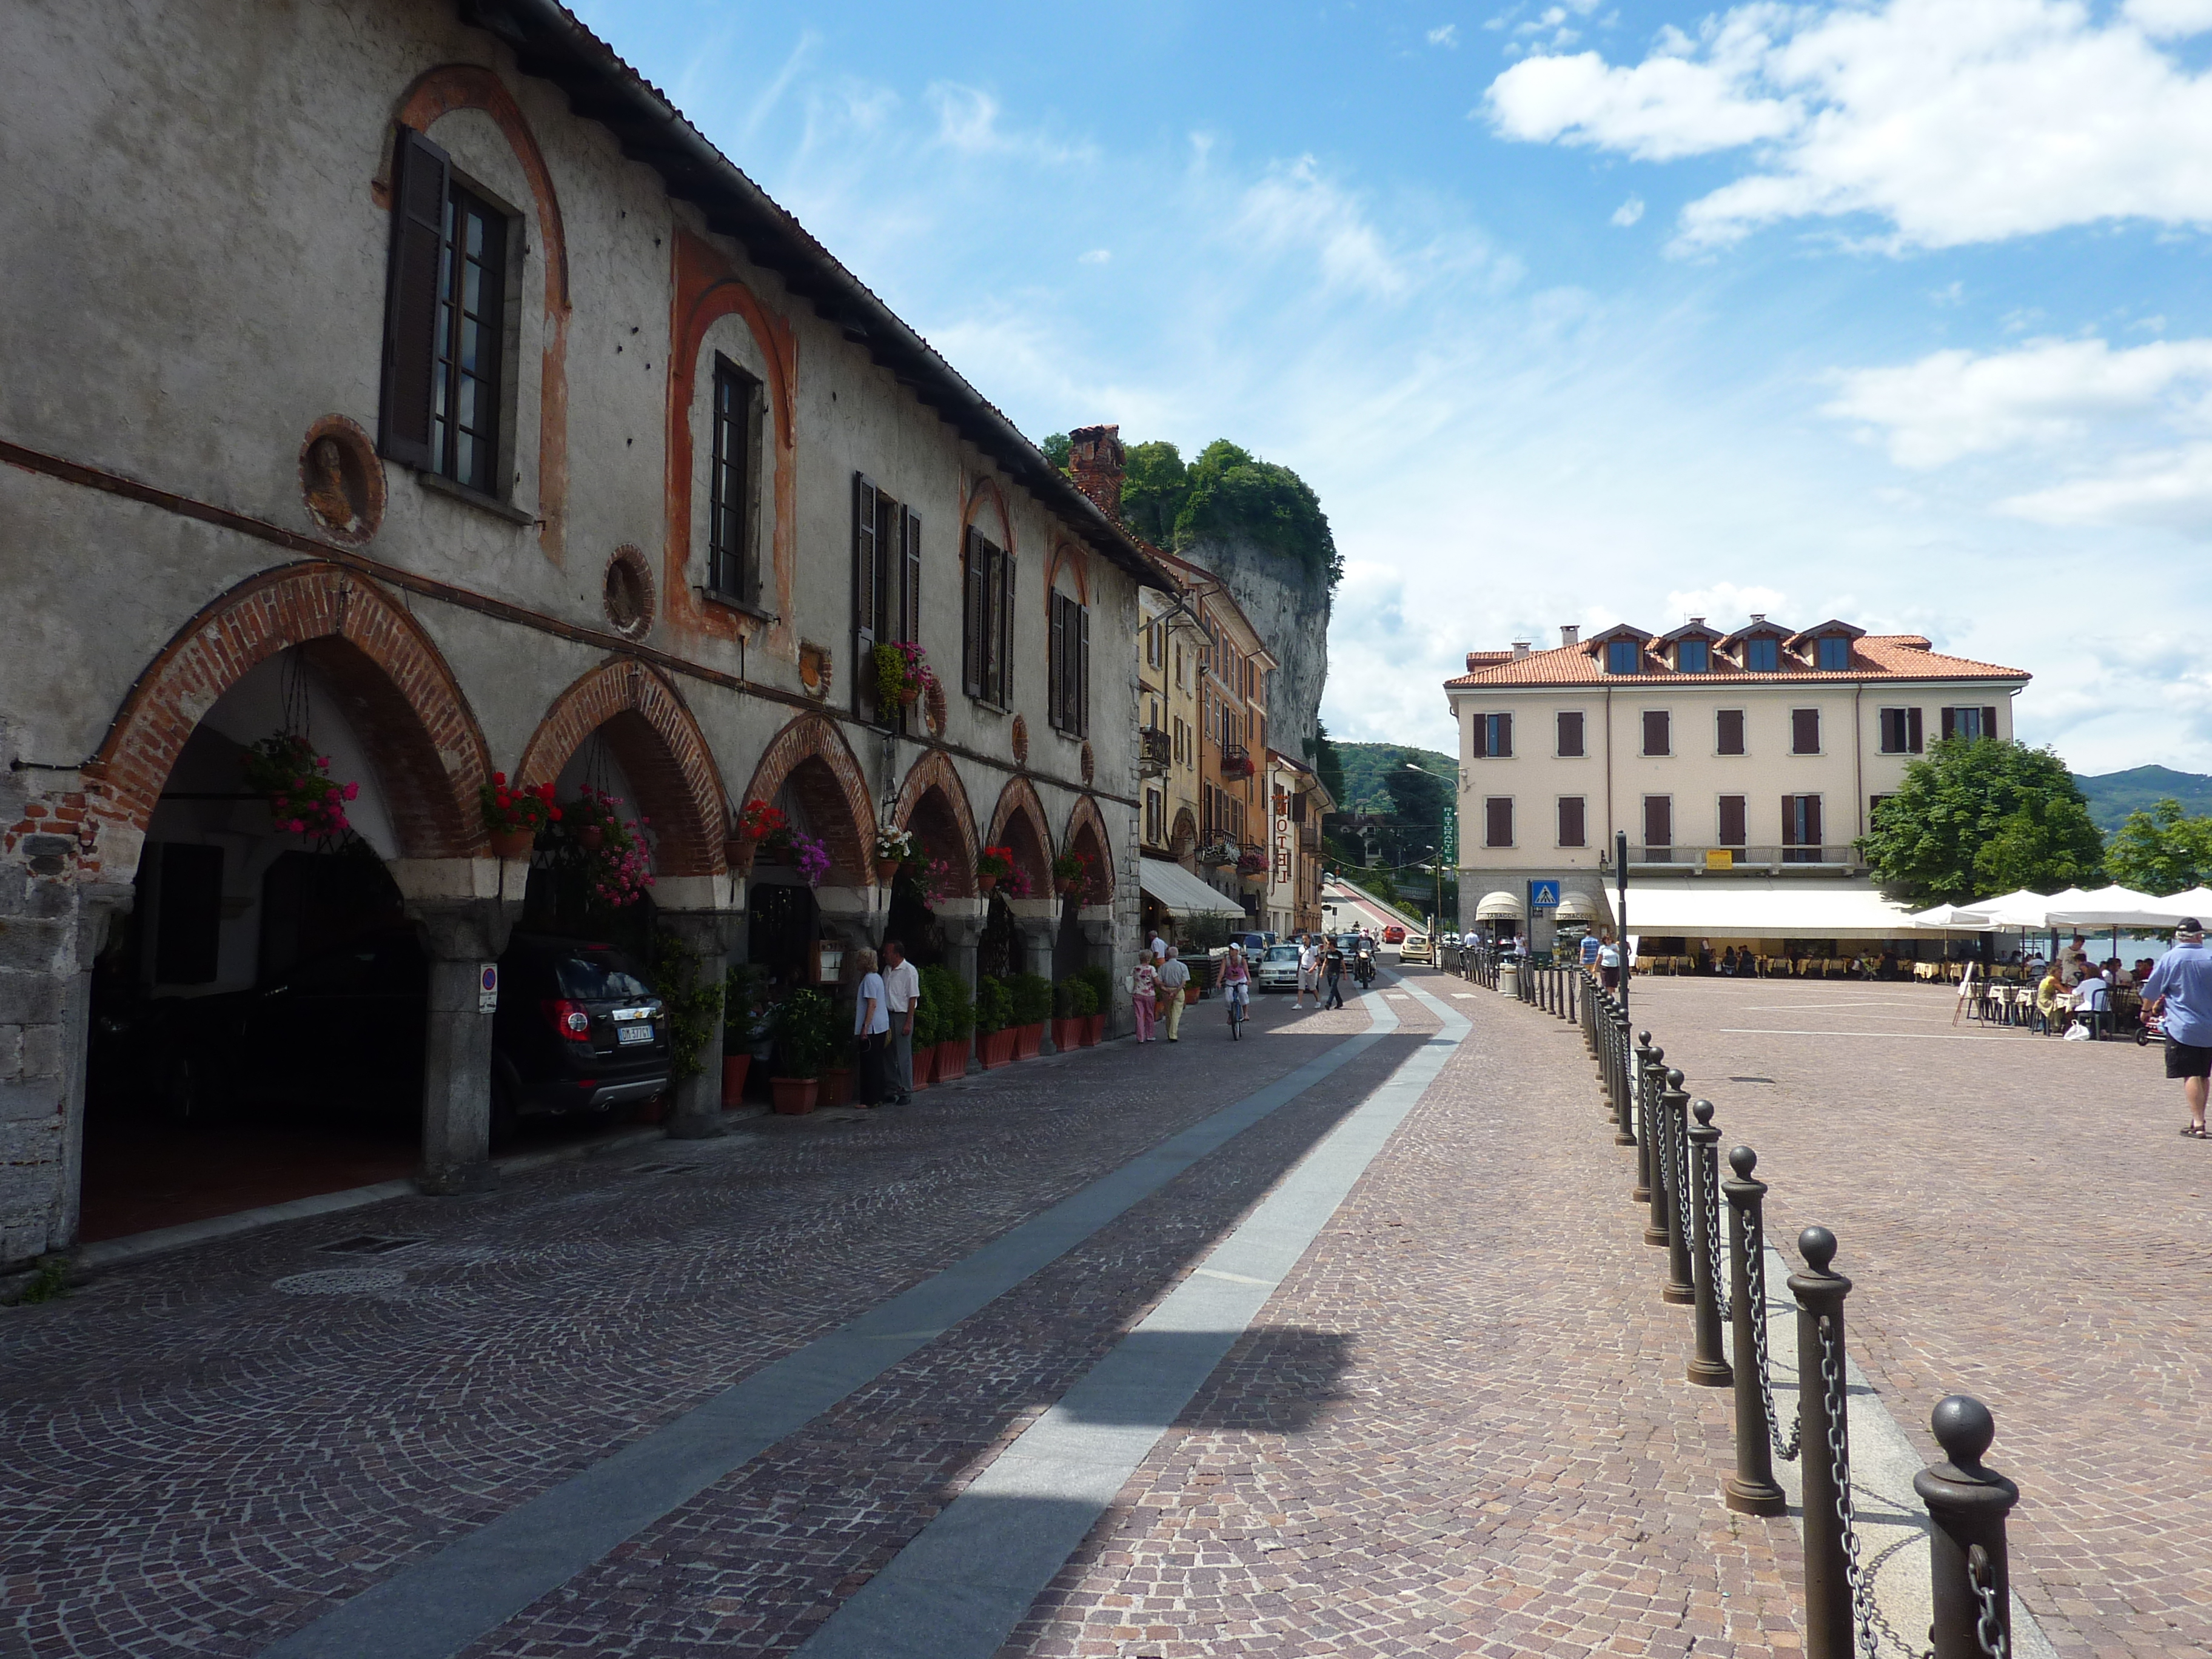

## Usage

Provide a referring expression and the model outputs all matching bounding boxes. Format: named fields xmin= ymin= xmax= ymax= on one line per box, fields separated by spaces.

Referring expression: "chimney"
xmin=1749 ymin=612 xmax=1766 ymax=625
xmin=1066 ymin=424 xmax=1125 ymax=523
xmin=1560 ymin=624 xmax=1579 ymax=648
xmin=1512 ymin=640 xmax=1532 ymax=660
xmin=1688 ymin=616 xmax=1704 ymax=628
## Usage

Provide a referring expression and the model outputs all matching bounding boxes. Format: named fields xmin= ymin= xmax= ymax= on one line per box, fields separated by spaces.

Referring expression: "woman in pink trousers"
xmin=1132 ymin=950 xmax=1159 ymax=1042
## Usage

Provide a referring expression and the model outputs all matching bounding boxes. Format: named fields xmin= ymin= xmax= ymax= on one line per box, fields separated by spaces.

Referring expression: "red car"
xmin=1382 ymin=925 xmax=1406 ymax=944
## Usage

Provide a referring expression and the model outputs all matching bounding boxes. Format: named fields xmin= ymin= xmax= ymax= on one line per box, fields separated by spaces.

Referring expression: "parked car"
xmin=1398 ymin=932 xmax=1434 ymax=965
xmin=140 ymin=929 xmax=671 ymax=1139
xmin=1256 ymin=943 xmax=1303 ymax=993
xmin=1382 ymin=924 xmax=1406 ymax=944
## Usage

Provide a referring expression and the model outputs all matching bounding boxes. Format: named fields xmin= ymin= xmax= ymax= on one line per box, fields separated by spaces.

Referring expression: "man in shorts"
xmin=2142 ymin=918 xmax=2212 ymax=1138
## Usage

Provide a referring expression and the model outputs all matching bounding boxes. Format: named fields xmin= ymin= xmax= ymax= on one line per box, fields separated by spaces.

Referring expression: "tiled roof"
xmin=1444 ymin=634 xmax=2029 ymax=689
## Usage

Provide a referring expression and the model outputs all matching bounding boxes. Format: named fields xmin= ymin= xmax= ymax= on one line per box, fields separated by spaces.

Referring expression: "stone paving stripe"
xmin=793 ymin=980 xmax=1467 ymax=1659
xmin=1718 ymin=1027 xmax=2007 ymax=1041
xmin=257 ymin=992 xmax=1406 ymax=1659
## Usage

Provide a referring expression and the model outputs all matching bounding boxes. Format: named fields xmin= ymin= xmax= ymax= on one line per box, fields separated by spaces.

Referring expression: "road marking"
xmin=259 ymin=1000 xmax=1408 ymax=1659
xmin=795 ymin=985 xmax=1467 ymax=1659
xmin=1718 ymin=1027 xmax=2009 ymax=1042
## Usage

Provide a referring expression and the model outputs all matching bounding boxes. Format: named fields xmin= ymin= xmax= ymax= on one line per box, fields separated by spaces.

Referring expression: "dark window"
xmin=708 ymin=357 xmax=763 ymax=603
xmin=1717 ymin=708 xmax=1746 ymax=756
xmin=1487 ymin=712 xmax=1513 ymax=757
xmin=1816 ymin=635 xmax=1852 ymax=671
xmin=1643 ymin=710 xmax=1671 ymax=756
xmin=1049 ymin=589 xmax=1090 ymax=737
xmin=1791 ymin=708 xmax=1820 ymax=754
xmin=963 ymin=527 xmax=1013 ymax=705
xmin=1677 ymin=638 xmax=1709 ymax=673
xmin=1781 ymin=794 xmax=1824 ymax=860
xmin=1557 ymin=710 xmax=1584 ymax=757
xmin=1484 ymin=796 xmax=1514 ymax=848
xmin=1940 ymin=705 xmax=1999 ymax=741
xmin=1878 ymin=707 xmax=1923 ymax=754
xmin=853 ymin=476 xmax=921 ymax=726
xmin=153 ymin=843 xmax=224 ymax=985
xmin=1606 ymin=638 xmax=1640 ymax=674
xmin=1745 ymin=637 xmax=1780 ymax=672
xmin=1643 ymin=795 xmax=1672 ymax=857
xmin=1870 ymin=793 xmax=1893 ymax=823
xmin=1717 ymin=795 xmax=1747 ymax=847
xmin=1557 ymin=796 xmax=1586 ymax=847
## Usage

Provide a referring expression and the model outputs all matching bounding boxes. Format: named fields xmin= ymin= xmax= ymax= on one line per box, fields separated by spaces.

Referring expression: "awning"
xmin=1139 ymin=857 xmax=1247 ymax=918
xmin=1617 ymin=880 xmax=1920 ymax=940
xmin=1554 ymin=893 xmax=1603 ymax=923
xmin=1476 ymin=890 xmax=1526 ymax=920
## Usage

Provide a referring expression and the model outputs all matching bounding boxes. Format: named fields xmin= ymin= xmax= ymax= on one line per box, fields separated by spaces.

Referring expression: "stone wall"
xmin=1177 ymin=535 xmax=1331 ymax=762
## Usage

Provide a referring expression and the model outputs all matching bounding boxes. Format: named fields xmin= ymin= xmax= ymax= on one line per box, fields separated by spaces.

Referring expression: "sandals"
xmin=2184 ymin=1124 xmax=2209 ymax=1139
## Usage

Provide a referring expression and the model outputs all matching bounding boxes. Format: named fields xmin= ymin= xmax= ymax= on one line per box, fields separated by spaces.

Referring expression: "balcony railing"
xmin=1139 ymin=726 xmax=1172 ymax=773
xmin=1220 ymin=742 xmax=1253 ymax=779
xmin=1299 ymin=820 xmax=1321 ymax=851
xmin=1196 ymin=839 xmax=1239 ymax=868
xmin=1612 ymin=845 xmax=1869 ymax=870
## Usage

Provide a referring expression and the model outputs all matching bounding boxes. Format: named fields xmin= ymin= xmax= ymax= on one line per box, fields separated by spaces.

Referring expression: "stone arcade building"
xmin=0 ymin=0 xmax=1166 ymax=1269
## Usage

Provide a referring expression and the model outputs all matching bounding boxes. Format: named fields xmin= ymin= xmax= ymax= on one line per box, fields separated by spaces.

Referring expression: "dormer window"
xmin=1815 ymin=635 xmax=1851 ymax=671
xmin=1745 ymin=637 xmax=1780 ymax=672
xmin=1606 ymin=639 xmax=1640 ymax=674
xmin=1677 ymin=639 xmax=1709 ymax=674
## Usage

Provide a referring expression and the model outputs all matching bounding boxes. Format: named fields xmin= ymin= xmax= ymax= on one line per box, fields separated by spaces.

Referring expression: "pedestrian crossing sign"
xmin=1528 ymin=879 xmax=1561 ymax=909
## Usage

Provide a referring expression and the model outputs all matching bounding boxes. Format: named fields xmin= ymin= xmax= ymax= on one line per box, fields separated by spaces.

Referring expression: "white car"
xmin=1398 ymin=933 xmax=1433 ymax=965
xmin=1256 ymin=943 xmax=1304 ymax=992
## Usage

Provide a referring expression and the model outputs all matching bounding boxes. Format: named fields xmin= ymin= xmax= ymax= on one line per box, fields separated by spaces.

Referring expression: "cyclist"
xmin=1221 ymin=940 xmax=1252 ymax=1037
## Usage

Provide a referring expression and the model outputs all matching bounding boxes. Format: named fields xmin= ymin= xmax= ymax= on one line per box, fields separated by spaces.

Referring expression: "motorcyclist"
xmin=1353 ymin=931 xmax=1376 ymax=987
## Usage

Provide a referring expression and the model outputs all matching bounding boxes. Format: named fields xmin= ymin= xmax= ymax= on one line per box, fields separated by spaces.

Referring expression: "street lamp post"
xmin=1615 ymin=828 xmax=1630 ymax=1014
xmin=1405 ymin=761 xmax=1458 ymax=939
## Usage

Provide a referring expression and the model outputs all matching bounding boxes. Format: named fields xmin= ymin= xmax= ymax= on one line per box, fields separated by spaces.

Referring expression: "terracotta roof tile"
xmin=1443 ymin=634 xmax=2028 ymax=689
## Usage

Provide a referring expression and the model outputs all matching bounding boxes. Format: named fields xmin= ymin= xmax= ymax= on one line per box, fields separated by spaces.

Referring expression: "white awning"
xmin=1617 ymin=880 xmax=1921 ymax=940
xmin=1139 ymin=857 xmax=1247 ymax=918
xmin=1475 ymin=890 xmax=1526 ymax=920
xmin=1554 ymin=892 xmax=1603 ymax=923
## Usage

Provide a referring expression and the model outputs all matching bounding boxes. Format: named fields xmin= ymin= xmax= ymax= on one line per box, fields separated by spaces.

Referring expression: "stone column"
xmin=1078 ymin=903 xmax=1124 ymax=1036
xmin=935 ymin=898 xmax=987 ymax=994
xmin=655 ymin=901 xmax=742 ymax=1140
xmin=392 ymin=857 xmax=525 ymax=1196
xmin=1005 ymin=898 xmax=1058 ymax=1050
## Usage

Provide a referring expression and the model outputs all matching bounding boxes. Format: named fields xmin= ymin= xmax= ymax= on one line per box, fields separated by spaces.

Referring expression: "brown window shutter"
xmin=1643 ymin=710 xmax=1669 ymax=756
xmin=1717 ymin=708 xmax=1744 ymax=755
xmin=901 ymin=508 xmax=921 ymax=644
xmin=1792 ymin=708 xmax=1819 ymax=754
xmin=1805 ymin=794 xmax=1823 ymax=845
xmin=1076 ymin=603 xmax=1090 ymax=738
xmin=1470 ymin=715 xmax=1487 ymax=760
xmin=1940 ymin=707 xmax=1957 ymax=740
xmin=962 ymin=529 xmax=985 ymax=698
xmin=1908 ymin=707 xmax=1923 ymax=752
xmin=378 ymin=125 xmax=450 ymax=470
xmin=1557 ymin=711 xmax=1583 ymax=757
xmin=1780 ymin=796 xmax=1797 ymax=846
xmin=1983 ymin=706 xmax=1998 ymax=739
xmin=1048 ymin=594 xmax=1068 ymax=732
xmin=1486 ymin=797 xmax=1512 ymax=847
xmin=1718 ymin=795 xmax=1746 ymax=846
xmin=1558 ymin=796 xmax=1584 ymax=846
xmin=853 ymin=474 xmax=879 ymax=720
xmin=1496 ymin=712 xmax=1513 ymax=758
xmin=996 ymin=552 xmax=1014 ymax=706
xmin=1644 ymin=796 xmax=1671 ymax=848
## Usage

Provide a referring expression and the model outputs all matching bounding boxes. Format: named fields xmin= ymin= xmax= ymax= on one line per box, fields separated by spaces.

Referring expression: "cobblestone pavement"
xmin=1 ymin=976 xmax=1807 ymax=1657
xmin=1613 ymin=974 xmax=2212 ymax=1659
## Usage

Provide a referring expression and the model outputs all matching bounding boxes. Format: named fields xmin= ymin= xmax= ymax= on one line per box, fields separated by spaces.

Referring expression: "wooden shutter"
xmin=1908 ymin=707 xmax=1924 ymax=752
xmin=1792 ymin=708 xmax=1820 ymax=754
xmin=1470 ymin=714 xmax=1488 ymax=760
xmin=1940 ymin=707 xmax=1957 ymax=740
xmin=1717 ymin=708 xmax=1745 ymax=756
xmin=379 ymin=125 xmax=450 ymax=470
xmin=1982 ymin=706 xmax=1998 ymax=739
xmin=1558 ymin=796 xmax=1584 ymax=847
xmin=1076 ymin=603 xmax=1090 ymax=738
xmin=997 ymin=552 xmax=1014 ymax=706
xmin=745 ymin=381 xmax=767 ymax=601
xmin=900 ymin=508 xmax=921 ymax=644
xmin=1048 ymin=593 xmax=1068 ymax=732
xmin=1496 ymin=712 xmax=1513 ymax=758
xmin=962 ymin=529 xmax=986 ymax=698
xmin=1643 ymin=710 xmax=1669 ymax=756
xmin=1644 ymin=796 xmax=1671 ymax=848
xmin=1557 ymin=711 xmax=1583 ymax=757
xmin=1486 ymin=797 xmax=1512 ymax=847
xmin=853 ymin=474 xmax=879 ymax=721
xmin=1804 ymin=794 xmax=1823 ymax=846
xmin=1780 ymin=796 xmax=1798 ymax=846
xmin=1718 ymin=795 xmax=1746 ymax=846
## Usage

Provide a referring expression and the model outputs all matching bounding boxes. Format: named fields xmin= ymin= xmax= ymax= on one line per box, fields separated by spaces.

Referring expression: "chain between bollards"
xmin=1789 ymin=1227 xmax=1855 ymax=1659
xmin=1686 ymin=1099 xmax=1732 ymax=1386
xmin=1722 ymin=1145 xmax=1789 ymax=1514
xmin=1640 ymin=1045 xmax=1667 ymax=1238
xmin=1917 ymin=1396 xmax=2019 ymax=1659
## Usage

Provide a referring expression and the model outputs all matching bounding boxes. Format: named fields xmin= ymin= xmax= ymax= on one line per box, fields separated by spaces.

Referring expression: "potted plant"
xmin=1051 ymin=850 xmax=1091 ymax=896
xmin=1010 ymin=971 xmax=1052 ymax=1059
xmin=974 ymin=974 xmax=1016 ymax=1069
xmin=558 ymin=786 xmax=655 ymax=908
xmin=1051 ymin=976 xmax=1098 ymax=1052
xmin=873 ymin=640 xmax=939 ymax=711
xmin=873 ymin=823 xmax=914 ymax=885
xmin=720 ymin=962 xmax=768 ymax=1107
xmin=1076 ymin=964 xmax=1114 ymax=1042
xmin=729 ymin=798 xmax=787 ymax=876
xmin=922 ymin=964 xmax=972 ymax=1079
xmin=244 ymin=732 xmax=360 ymax=843
xmin=975 ymin=845 xmax=1013 ymax=894
xmin=768 ymin=990 xmax=837 ymax=1113
xmin=648 ymin=930 xmax=726 ymax=1114
xmin=481 ymin=771 xmax=558 ymax=859
xmin=908 ymin=987 xmax=941 ymax=1090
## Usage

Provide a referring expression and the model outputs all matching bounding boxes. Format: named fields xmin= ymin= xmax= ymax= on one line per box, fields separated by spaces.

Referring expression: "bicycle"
xmin=1226 ymin=981 xmax=1248 ymax=1039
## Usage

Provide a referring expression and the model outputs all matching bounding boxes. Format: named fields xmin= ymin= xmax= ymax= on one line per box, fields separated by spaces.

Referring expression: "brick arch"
xmin=1064 ymin=794 xmax=1116 ymax=904
xmin=514 ymin=660 xmax=728 ymax=879
xmin=739 ymin=713 xmax=875 ymax=886
xmin=893 ymin=749 xmax=978 ymax=897
xmin=389 ymin=64 xmax=572 ymax=562
xmin=965 ymin=474 xmax=1016 ymax=554
xmin=987 ymin=776 xmax=1053 ymax=894
xmin=1170 ymin=806 xmax=1198 ymax=870
xmin=1044 ymin=539 xmax=1091 ymax=608
xmin=89 ymin=563 xmax=489 ymax=868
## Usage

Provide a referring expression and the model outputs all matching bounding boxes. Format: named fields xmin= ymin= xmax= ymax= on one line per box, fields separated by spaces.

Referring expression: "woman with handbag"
xmin=1132 ymin=950 xmax=1159 ymax=1043
xmin=851 ymin=948 xmax=891 ymax=1103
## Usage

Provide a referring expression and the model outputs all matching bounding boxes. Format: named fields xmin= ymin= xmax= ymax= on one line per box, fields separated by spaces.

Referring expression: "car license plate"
xmin=617 ymin=1024 xmax=654 ymax=1045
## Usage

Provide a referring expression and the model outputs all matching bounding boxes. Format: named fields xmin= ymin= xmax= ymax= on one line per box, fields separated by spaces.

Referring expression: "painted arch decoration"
xmin=736 ymin=712 xmax=876 ymax=887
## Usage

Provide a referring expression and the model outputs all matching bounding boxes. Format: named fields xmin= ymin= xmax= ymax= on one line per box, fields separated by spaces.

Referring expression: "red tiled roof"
xmin=1444 ymin=634 xmax=2028 ymax=689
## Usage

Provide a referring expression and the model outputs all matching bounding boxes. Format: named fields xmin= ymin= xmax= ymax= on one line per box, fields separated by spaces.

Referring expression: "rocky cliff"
xmin=1178 ymin=534 xmax=1330 ymax=762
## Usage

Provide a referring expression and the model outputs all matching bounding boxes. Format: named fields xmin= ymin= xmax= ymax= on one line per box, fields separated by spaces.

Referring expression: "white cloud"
xmin=1823 ymin=337 xmax=2212 ymax=468
xmin=1233 ymin=158 xmax=1412 ymax=297
xmin=1482 ymin=0 xmax=2212 ymax=251
xmin=1610 ymin=195 xmax=1644 ymax=226
xmin=1079 ymin=248 xmax=1111 ymax=264
xmin=925 ymin=82 xmax=1093 ymax=163
xmin=1660 ymin=581 xmax=1791 ymax=626
xmin=1429 ymin=23 xmax=1460 ymax=47
xmin=2001 ymin=443 xmax=2212 ymax=531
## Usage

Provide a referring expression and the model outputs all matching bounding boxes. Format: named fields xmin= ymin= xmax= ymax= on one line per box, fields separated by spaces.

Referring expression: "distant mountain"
xmin=2073 ymin=766 xmax=2212 ymax=833
xmin=1336 ymin=741 xmax=1456 ymax=814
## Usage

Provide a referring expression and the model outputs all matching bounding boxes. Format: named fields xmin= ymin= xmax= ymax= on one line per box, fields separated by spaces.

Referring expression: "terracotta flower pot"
xmin=897 ymin=683 xmax=920 ymax=705
xmin=874 ymin=857 xmax=900 ymax=883
xmin=770 ymin=1076 xmax=817 ymax=1114
xmin=720 ymin=1053 xmax=751 ymax=1108
xmin=1054 ymin=879 xmax=1081 ymax=895
xmin=820 ymin=1065 xmax=854 ymax=1108
xmin=978 ymin=1028 xmax=1017 ymax=1070
xmin=1051 ymin=1016 xmax=1085 ymax=1053
xmin=488 ymin=827 xmax=535 ymax=860
xmin=1084 ymin=1012 xmax=1106 ymax=1045
xmin=911 ymin=1044 xmax=934 ymax=1090
xmin=1014 ymin=1022 xmax=1044 ymax=1061
xmin=935 ymin=1037 xmax=971 ymax=1079
xmin=1183 ymin=984 xmax=1200 ymax=1007
xmin=580 ymin=824 xmax=604 ymax=851
xmin=976 ymin=873 xmax=999 ymax=893
xmin=728 ymin=835 xmax=758 ymax=876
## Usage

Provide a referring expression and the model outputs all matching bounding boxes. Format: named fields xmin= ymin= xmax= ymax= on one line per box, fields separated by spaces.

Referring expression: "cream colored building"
xmin=1444 ymin=618 xmax=2031 ymax=948
xmin=1264 ymin=750 xmax=1333 ymax=936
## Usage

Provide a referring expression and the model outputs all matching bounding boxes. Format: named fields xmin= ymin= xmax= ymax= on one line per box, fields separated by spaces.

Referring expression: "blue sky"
xmin=574 ymin=0 xmax=2212 ymax=774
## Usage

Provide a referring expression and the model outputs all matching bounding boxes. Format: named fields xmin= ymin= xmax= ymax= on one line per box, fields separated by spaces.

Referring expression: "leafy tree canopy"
xmin=1863 ymin=737 xmax=2104 ymax=907
xmin=1119 ymin=440 xmax=1188 ymax=547
xmin=1040 ymin=432 xmax=1072 ymax=469
xmin=1173 ymin=440 xmax=1342 ymax=586
xmin=2103 ymin=797 xmax=2212 ymax=895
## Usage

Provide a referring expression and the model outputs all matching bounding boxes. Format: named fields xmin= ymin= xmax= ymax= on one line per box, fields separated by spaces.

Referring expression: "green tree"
xmin=1172 ymin=439 xmax=1341 ymax=586
xmin=1863 ymin=737 xmax=2104 ymax=906
xmin=1119 ymin=440 xmax=1188 ymax=546
xmin=1040 ymin=432 xmax=1072 ymax=469
xmin=2104 ymin=797 xmax=2212 ymax=894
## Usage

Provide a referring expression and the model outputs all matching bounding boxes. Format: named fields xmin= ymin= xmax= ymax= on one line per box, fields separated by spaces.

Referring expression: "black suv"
xmin=491 ymin=933 xmax=671 ymax=1128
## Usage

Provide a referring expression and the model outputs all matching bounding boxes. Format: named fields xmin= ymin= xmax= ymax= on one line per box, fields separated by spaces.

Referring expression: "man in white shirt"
xmin=1294 ymin=934 xmax=1316 ymax=1008
xmin=1156 ymin=946 xmax=1191 ymax=1041
xmin=2070 ymin=966 xmax=2110 ymax=1038
xmin=881 ymin=939 xmax=921 ymax=1102
xmin=1149 ymin=930 xmax=1170 ymax=966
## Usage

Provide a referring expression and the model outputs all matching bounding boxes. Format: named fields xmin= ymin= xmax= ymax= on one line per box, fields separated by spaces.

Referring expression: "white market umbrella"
xmin=2046 ymin=884 xmax=2173 ymax=930
xmin=1969 ymin=887 xmax=2086 ymax=931
xmin=2140 ymin=886 xmax=2212 ymax=921
xmin=1909 ymin=903 xmax=1994 ymax=928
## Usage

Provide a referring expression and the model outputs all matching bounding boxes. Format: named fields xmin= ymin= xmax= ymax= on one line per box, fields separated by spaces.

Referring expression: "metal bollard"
xmin=1640 ymin=1045 xmax=1667 ymax=1235
xmin=1789 ymin=1226 xmax=1854 ymax=1659
xmin=1613 ymin=1024 xmax=1638 ymax=1148
xmin=1659 ymin=1070 xmax=1696 ymax=1303
xmin=1916 ymin=1395 xmax=2018 ymax=1659
xmin=1722 ymin=1145 xmax=1787 ymax=1516
xmin=1686 ymin=1100 xmax=1732 ymax=1386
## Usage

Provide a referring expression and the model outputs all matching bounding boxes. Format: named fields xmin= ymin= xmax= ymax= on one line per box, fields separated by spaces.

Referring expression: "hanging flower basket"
xmin=873 ymin=823 xmax=914 ymax=885
xmin=481 ymin=771 xmax=558 ymax=859
xmin=557 ymin=785 xmax=654 ymax=908
xmin=873 ymin=641 xmax=940 ymax=714
xmin=1051 ymin=850 xmax=1091 ymax=896
xmin=976 ymin=844 xmax=1013 ymax=893
xmin=244 ymin=732 xmax=360 ymax=842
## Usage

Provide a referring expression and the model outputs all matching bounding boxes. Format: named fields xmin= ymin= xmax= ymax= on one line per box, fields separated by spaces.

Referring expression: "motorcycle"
xmin=1353 ymin=943 xmax=1376 ymax=987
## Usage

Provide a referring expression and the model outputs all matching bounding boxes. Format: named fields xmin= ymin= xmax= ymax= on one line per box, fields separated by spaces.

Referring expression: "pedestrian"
xmin=1293 ymin=933 xmax=1316 ymax=1008
xmin=881 ymin=938 xmax=920 ymax=1104
xmin=1323 ymin=935 xmax=1346 ymax=1010
xmin=1132 ymin=950 xmax=1159 ymax=1043
xmin=2059 ymin=933 xmax=2090 ymax=985
xmin=851 ymin=947 xmax=891 ymax=1105
xmin=1148 ymin=928 xmax=1170 ymax=966
xmin=1597 ymin=930 xmax=1621 ymax=991
xmin=2141 ymin=918 xmax=2212 ymax=1137
xmin=1156 ymin=945 xmax=1190 ymax=1041
xmin=1579 ymin=929 xmax=1601 ymax=971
